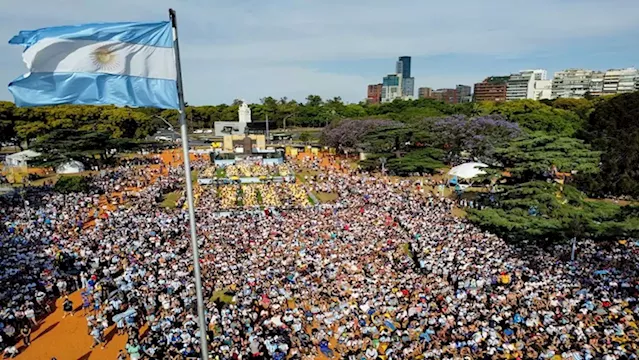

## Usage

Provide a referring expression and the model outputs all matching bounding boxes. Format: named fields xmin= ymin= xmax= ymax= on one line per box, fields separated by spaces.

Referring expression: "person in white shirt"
xmin=3 ymin=346 xmax=18 ymax=358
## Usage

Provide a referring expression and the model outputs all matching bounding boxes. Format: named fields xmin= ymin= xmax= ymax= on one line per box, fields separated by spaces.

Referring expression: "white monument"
xmin=238 ymin=101 xmax=252 ymax=123
xmin=214 ymin=100 xmax=252 ymax=136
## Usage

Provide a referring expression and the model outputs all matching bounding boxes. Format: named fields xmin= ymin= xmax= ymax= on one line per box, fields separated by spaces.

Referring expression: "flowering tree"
xmin=433 ymin=115 xmax=522 ymax=161
xmin=321 ymin=119 xmax=403 ymax=149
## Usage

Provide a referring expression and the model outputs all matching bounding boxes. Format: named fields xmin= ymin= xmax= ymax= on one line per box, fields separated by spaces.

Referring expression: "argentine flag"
xmin=8 ymin=21 xmax=179 ymax=109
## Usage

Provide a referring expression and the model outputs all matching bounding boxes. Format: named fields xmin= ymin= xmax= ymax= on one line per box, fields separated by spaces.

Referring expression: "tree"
xmin=54 ymin=176 xmax=90 ymax=194
xmin=31 ymin=129 xmax=140 ymax=167
xmin=305 ymin=95 xmax=323 ymax=107
xmin=479 ymin=99 xmax=585 ymax=136
xmin=431 ymin=115 xmax=522 ymax=161
xmin=384 ymin=148 xmax=445 ymax=175
xmin=467 ymin=182 xmax=638 ymax=244
xmin=0 ymin=102 xmax=18 ymax=147
xmin=549 ymin=98 xmax=594 ymax=120
xmin=578 ymin=92 xmax=639 ymax=198
xmin=15 ymin=121 xmax=49 ymax=147
xmin=495 ymin=133 xmax=600 ymax=182
xmin=298 ymin=131 xmax=311 ymax=143
xmin=321 ymin=119 xmax=403 ymax=149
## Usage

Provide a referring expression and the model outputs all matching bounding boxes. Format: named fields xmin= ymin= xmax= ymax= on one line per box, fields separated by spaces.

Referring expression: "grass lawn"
xmin=307 ymin=195 xmax=317 ymax=205
xmin=28 ymin=174 xmax=59 ymax=186
xmin=160 ymin=191 xmax=182 ymax=208
xmin=585 ymin=198 xmax=638 ymax=206
xmin=451 ymin=207 xmax=467 ymax=218
xmin=315 ymin=191 xmax=338 ymax=203
xmin=295 ymin=170 xmax=319 ymax=183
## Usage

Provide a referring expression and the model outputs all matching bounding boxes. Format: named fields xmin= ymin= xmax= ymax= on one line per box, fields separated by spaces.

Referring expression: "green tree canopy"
xmin=577 ymin=92 xmax=639 ymax=198
xmin=54 ymin=176 xmax=90 ymax=194
xmin=467 ymin=182 xmax=638 ymax=244
xmin=495 ymin=133 xmax=600 ymax=181
xmin=31 ymin=129 xmax=140 ymax=167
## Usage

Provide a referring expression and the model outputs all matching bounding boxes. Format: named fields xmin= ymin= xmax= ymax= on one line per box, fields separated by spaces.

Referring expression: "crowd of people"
xmin=200 ymin=183 xmax=310 ymax=210
xmin=216 ymin=163 xmax=291 ymax=178
xmin=0 ymin=155 xmax=637 ymax=360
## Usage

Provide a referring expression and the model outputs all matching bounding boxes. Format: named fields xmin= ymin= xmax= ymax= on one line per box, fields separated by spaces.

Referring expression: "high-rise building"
xmin=418 ymin=87 xmax=433 ymax=99
xmin=551 ymin=69 xmax=597 ymax=99
xmin=396 ymin=56 xmax=414 ymax=97
xmin=506 ymin=69 xmax=551 ymax=100
xmin=456 ymin=85 xmax=472 ymax=103
xmin=367 ymin=84 xmax=383 ymax=104
xmin=473 ymin=76 xmax=508 ymax=102
xmin=397 ymin=56 xmax=411 ymax=79
xmin=532 ymin=80 xmax=552 ymax=100
xmin=402 ymin=77 xmax=415 ymax=98
xmin=377 ymin=56 xmax=415 ymax=101
xmin=588 ymin=72 xmax=604 ymax=96
xmin=381 ymin=74 xmax=402 ymax=103
xmin=602 ymin=68 xmax=639 ymax=94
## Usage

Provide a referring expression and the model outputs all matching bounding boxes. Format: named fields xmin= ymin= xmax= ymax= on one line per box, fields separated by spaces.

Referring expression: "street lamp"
xmin=379 ymin=157 xmax=387 ymax=175
xmin=153 ymin=115 xmax=178 ymax=142
xmin=282 ymin=113 xmax=296 ymax=131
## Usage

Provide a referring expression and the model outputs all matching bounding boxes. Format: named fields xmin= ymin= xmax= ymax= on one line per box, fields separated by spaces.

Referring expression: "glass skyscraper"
xmin=397 ymin=56 xmax=411 ymax=79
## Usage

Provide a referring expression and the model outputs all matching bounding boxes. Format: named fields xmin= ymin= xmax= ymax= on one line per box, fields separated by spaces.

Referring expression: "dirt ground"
xmin=14 ymin=290 xmax=137 ymax=360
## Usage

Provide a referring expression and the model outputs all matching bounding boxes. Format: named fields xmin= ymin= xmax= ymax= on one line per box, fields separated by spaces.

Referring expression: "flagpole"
xmin=169 ymin=9 xmax=210 ymax=360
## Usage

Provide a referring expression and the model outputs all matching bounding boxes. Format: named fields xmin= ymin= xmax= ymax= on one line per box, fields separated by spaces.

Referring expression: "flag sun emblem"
xmin=91 ymin=46 xmax=119 ymax=71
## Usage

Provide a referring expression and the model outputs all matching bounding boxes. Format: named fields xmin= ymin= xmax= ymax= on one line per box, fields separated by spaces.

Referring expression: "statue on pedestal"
xmin=238 ymin=101 xmax=252 ymax=123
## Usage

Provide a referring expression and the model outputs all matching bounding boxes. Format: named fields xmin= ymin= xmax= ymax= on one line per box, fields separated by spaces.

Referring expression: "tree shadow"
xmin=77 ymin=350 xmax=92 ymax=360
xmin=139 ymin=326 xmax=150 ymax=340
xmin=104 ymin=325 xmax=118 ymax=343
xmin=33 ymin=321 xmax=59 ymax=341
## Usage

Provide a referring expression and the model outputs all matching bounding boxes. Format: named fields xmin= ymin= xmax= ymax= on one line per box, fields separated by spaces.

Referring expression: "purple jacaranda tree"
xmin=321 ymin=119 xmax=403 ymax=149
xmin=433 ymin=115 xmax=522 ymax=161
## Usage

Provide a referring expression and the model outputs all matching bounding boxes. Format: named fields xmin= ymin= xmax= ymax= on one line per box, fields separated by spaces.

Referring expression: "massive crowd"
xmin=0 ymin=156 xmax=637 ymax=360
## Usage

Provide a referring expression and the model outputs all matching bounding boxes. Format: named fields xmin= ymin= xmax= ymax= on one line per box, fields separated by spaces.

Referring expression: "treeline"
xmin=0 ymin=95 xmax=509 ymax=146
xmin=314 ymin=93 xmax=638 ymax=244
xmin=323 ymin=93 xmax=638 ymax=199
xmin=0 ymin=93 xmax=637 ymax=199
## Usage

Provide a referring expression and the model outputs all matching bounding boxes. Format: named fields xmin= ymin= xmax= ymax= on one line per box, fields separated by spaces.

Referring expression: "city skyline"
xmin=0 ymin=0 xmax=637 ymax=105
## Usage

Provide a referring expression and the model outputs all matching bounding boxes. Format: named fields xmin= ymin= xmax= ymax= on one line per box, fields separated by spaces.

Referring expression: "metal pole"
xmin=283 ymin=113 xmax=295 ymax=132
xmin=169 ymin=9 xmax=209 ymax=360
xmin=266 ymin=113 xmax=270 ymax=143
xmin=570 ymin=237 xmax=576 ymax=261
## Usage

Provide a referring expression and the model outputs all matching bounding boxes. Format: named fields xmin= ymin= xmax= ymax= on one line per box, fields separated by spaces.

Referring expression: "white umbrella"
xmin=448 ymin=162 xmax=488 ymax=180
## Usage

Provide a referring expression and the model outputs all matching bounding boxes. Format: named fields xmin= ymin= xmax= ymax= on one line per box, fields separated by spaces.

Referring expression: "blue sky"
xmin=0 ymin=0 xmax=637 ymax=105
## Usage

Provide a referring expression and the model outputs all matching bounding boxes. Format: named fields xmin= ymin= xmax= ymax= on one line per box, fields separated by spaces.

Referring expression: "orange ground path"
xmin=14 ymin=290 xmax=138 ymax=360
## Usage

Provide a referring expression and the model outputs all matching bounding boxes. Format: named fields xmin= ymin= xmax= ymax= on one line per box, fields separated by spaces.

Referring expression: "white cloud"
xmin=0 ymin=0 xmax=636 ymax=104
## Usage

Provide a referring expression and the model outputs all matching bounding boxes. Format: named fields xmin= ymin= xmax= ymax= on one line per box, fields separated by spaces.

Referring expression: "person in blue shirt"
xmin=319 ymin=339 xmax=334 ymax=358
xmin=273 ymin=350 xmax=285 ymax=360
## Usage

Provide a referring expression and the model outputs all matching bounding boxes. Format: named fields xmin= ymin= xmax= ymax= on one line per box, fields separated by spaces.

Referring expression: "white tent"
xmin=4 ymin=150 xmax=41 ymax=167
xmin=56 ymin=160 xmax=85 ymax=174
xmin=448 ymin=162 xmax=489 ymax=180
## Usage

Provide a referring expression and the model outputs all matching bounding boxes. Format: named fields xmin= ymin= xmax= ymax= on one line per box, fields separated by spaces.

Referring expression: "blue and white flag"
xmin=8 ymin=21 xmax=179 ymax=109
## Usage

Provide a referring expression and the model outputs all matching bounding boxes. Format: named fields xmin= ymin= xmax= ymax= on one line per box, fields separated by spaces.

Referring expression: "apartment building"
xmin=506 ymin=69 xmax=550 ymax=100
xmin=473 ymin=76 xmax=508 ymax=102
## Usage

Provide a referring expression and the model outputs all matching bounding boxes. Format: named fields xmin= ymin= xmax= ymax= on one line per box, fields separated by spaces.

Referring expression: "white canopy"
xmin=4 ymin=150 xmax=41 ymax=167
xmin=56 ymin=160 xmax=85 ymax=174
xmin=448 ymin=162 xmax=488 ymax=179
